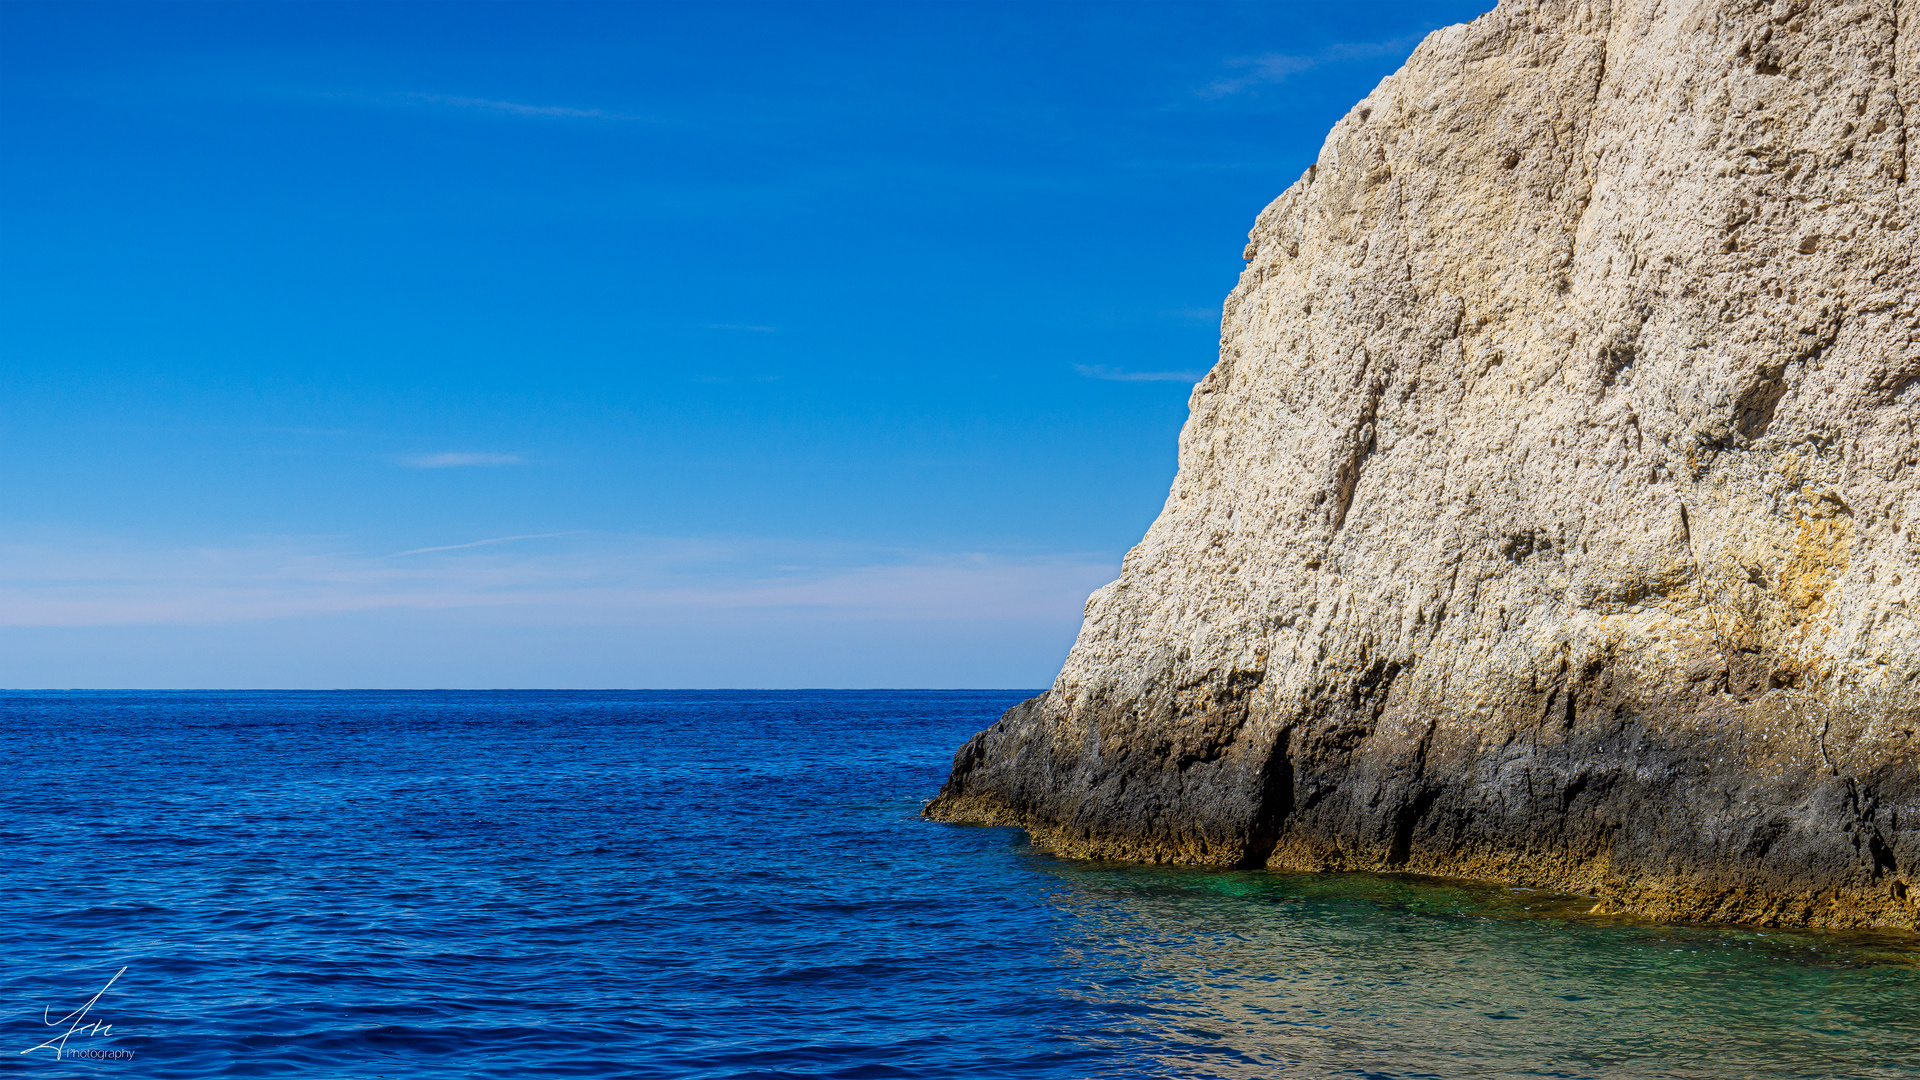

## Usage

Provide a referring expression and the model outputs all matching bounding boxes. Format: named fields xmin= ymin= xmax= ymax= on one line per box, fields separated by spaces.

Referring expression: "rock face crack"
xmin=927 ymin=0 xmax=1920 ymax=931
xmin=1897 ymin=0 xmax=1910 ymax=185
xmin=1240 ymin=727 xmax=1296 ymax=870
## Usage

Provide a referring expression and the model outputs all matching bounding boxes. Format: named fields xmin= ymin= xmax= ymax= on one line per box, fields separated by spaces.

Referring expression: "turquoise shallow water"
xmin=0 ymin=689 xmax=1914 ymax=1078
xmin=1036 ymin=866 xmax=1920 ymax=1078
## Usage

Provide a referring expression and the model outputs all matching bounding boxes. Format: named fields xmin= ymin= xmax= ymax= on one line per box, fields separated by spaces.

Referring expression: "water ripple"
xmin=0 ymin=690 xmax=1914 ymax=1078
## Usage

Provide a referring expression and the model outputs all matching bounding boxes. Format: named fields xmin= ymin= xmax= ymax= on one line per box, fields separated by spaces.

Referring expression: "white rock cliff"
xmin=931 ymin=0 xmax=1920 ymax=929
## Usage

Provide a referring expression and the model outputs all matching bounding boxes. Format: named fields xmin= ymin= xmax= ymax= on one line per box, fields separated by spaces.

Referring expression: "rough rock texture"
xmin=930 ymin=0 xmax=1920 ymax=929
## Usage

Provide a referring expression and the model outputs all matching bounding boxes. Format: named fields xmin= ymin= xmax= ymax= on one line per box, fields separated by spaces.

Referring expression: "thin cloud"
xmin=1075 ymin=364 xmax=1205 ymax=384
xmin=406 ymin=92 xmax=644 ymax=121
xmin=265 ymin=426 xmax=363 ymax=437
xmin=390 ymin=533 xmax=576 ymax=557
xmin=1202 ymin=37 xmax=1422 ymax=97
xmin=0 ymin=535 xmax=1118 ymax=628
xmin=399 ymin=452 xmax=523 ymax=469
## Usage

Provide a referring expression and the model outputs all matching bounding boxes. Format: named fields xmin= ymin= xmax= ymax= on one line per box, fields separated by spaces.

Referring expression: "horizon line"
xmin=0 ymin=686 xmax=1051 ymax=693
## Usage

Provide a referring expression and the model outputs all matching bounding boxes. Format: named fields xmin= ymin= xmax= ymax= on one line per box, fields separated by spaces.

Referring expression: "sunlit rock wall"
xmin=931 ymin=0 xmax=1920 ymax=930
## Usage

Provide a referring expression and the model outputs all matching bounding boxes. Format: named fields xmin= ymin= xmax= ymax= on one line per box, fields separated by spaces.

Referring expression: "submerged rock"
xmin=929 ymin=0 xmax=1920 ymax=930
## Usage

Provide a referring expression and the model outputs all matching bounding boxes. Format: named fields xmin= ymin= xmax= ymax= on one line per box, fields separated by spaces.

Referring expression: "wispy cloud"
xmin=1075 ymin=364 xmax=1206 ymax=384
xmin=390 ymin=533 xmax=576 ymax=557
xmin=0 ymin=534 xmax=1117 ymax=628
xmin=1202 ymin=36 xmax=1422 ymax=98
xmin=404 ymin=92 xmax=645 ymax=121
xmin=399 ymin=452 xmax=523 ymax=469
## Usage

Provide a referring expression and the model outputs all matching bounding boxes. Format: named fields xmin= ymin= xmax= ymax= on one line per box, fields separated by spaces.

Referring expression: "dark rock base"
xmin=927 ymin=670 xmax=1920 ymax=931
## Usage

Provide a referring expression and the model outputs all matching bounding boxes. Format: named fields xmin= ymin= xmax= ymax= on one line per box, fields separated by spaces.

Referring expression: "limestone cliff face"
xmin=930 ymin=0 xmax=1920 ymax=929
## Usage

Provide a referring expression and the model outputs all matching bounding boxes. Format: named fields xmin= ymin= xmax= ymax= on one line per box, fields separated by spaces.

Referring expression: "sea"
xmin=1 ymin=689 xmax=1916 ymax=1079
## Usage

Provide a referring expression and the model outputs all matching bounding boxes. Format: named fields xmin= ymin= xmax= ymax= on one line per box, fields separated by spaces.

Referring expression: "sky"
xmin=1 ymin=0 xmax=1491 ymax=688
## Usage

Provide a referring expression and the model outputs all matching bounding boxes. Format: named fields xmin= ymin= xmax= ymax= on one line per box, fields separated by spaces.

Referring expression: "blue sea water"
xmin=1 ymin=690 xmax=1916 ymax=1079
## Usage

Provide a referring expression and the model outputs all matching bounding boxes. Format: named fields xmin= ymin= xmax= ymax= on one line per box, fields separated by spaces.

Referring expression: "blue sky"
xmin=1 ymin=0 xmax=1488 ymax=687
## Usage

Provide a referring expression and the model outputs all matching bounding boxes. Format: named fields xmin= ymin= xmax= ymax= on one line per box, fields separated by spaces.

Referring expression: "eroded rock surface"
xmin=929 ymin=0 xmax=1920 ymax=929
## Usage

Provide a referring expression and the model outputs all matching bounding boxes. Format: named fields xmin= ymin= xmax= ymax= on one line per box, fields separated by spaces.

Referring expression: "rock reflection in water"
xmin=1037 ymin=862 xmax=1920 ymax=1079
